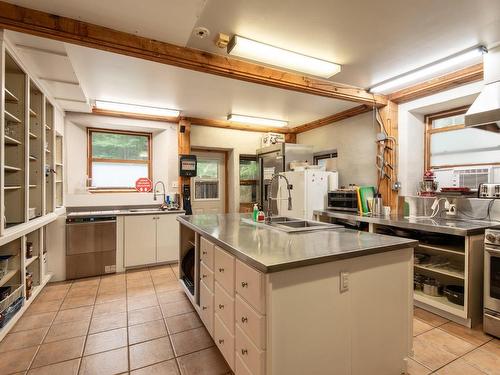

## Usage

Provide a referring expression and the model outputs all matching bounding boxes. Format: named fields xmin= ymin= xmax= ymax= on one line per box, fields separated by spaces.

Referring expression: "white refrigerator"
xmin=276 ymin=170 xmax=338 ymax=220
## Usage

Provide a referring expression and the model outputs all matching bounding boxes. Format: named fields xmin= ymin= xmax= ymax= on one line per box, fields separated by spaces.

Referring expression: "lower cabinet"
xmin=124 ymin=214 xmax=179 ymax=267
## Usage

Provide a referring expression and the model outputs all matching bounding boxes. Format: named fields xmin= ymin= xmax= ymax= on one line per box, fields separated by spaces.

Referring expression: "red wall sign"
xmin=135 ymin=178 xmax=153 ymax=192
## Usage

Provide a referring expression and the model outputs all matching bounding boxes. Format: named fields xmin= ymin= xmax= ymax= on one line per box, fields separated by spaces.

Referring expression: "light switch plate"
xmin=171 ymin=181 xmax=179 ymax=188
xmin=340 ymin=272 xmax=349 ymax=293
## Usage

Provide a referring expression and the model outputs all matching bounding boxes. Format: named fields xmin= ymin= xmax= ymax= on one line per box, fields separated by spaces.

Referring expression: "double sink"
xmin=246 ymin=216 xmax=342 ymax=233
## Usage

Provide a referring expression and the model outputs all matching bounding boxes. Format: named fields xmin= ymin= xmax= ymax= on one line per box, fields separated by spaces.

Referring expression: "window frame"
xmin=193 ymin=157 xmax=221 ymax=201
xmin=87 ymin=127 xmax=152 ymax=192
xmin=239 ymin=155 xmax=258 ymax=211
xmin=313 ymin=150 xmax=338 ymax=166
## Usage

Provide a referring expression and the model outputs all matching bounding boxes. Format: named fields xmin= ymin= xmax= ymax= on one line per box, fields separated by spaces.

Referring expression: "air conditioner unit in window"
xmin=452 ymin=167 xmax=492 ymax=189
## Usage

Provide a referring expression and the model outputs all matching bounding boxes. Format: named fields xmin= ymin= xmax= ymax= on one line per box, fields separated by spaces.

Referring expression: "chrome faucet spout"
xmin=266 ymin=173 xmax=293 ymax=223
xmin=153 ymin=180 xmax=167 ymax=203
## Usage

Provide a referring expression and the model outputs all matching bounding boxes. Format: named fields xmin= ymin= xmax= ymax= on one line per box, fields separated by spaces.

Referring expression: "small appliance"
xmin=483 ymin=228 xmax=500 ymax=338
xmin=478 ymin=183 xmax=500 ymax=198
xmin=327 ymin=189 xmax=358 ymax=212
xmin=418 ymin=170 xmax=438 ymax=196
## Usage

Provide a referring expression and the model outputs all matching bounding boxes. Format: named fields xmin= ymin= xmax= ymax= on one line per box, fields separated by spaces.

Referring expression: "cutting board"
xmin=358 ymin=186 xmax=376 ymax=214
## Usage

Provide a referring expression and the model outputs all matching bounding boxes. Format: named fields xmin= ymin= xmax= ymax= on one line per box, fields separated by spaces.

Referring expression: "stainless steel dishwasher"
xmin=66 ymin=215 xmax=117 ymax=279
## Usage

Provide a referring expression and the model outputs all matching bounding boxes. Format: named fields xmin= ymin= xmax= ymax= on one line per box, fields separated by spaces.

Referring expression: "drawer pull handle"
xmin=202 ymin=306 xmax=207 ymax=310
xmin=202 ymin=274 xmax=207 ymax=278
xmin=241 ymin=349 xmax=248 ymax=355
xmin=219 ymin=268 xmax=224 ymax=273
xmin=202 ymin=251 xmax=207 ymax=255
xmin=218 ymin=339 xmax=224 ymax=345
xmin=218 ymin=304 xmax=224 ymax=310
xmin=241 ymin=281 xmax=248 ymax=288
xmin=241 ymin=316 xmax=248 ymax=323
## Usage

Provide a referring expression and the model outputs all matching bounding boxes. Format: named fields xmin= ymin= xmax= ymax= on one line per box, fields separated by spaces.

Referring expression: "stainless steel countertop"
xmin=178 ymin=213 xmax=417 ymax=273
xmin=314 ymin=210 xmax=500 ymax=236
xmin=66 ymin=209 xmax=185 ymax=218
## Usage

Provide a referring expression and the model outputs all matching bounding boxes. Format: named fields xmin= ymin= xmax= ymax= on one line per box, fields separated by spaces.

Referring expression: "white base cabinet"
xmin=124 ymin=214 xmax=179 ymax=268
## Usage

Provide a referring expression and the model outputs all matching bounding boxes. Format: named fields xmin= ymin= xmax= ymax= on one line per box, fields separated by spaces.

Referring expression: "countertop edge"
xmin=177 ymin=215 xmax=418 ymax=273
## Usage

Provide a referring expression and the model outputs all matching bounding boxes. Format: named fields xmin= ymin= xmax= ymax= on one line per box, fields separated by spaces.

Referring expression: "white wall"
xmin=398 ymin=81 xmax=484 ymax=196
xmin=64 ymin=113 xmax=178 ymax=207
xmin=190 ymin=125 xmax=264 ymax=212
xmin=296 ymin=112 xmax=378 ymax=187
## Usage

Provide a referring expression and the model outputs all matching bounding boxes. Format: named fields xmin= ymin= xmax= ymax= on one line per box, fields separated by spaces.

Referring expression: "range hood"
xmin=465 ymin=46 xmax=500 ymax=132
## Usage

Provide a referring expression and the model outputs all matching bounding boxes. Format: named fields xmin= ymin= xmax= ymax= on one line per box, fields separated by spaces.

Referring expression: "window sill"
xmin=88 ymin=188 xmax=142 ymax=194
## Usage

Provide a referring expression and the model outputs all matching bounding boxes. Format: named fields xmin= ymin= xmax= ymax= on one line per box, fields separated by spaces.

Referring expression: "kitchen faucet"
xmin=266 ymin=173 xmax=293 ymax=223
xmin=153 ymin=180 xmax=167 ymax=207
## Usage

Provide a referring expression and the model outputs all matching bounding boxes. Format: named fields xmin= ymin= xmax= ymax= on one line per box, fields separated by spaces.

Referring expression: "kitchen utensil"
xmin=423 ymin=278 xmax=443 ymax=296
xmin=372 ymin=195 xmax=384 ymax=216
xmin=443 ymin=285 xmax=464 ymax=306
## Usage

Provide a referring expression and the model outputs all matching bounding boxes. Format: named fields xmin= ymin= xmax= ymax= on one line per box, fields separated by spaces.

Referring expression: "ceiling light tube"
xmin=94 ymin=100 xmax=180 ymax=117
xmin=227 ymin=114 xmax=288 ymax=127
xmin=227 ymin=35 xmax=341 ymax=79
xmin=369 ymin=46 xmax=487 ymax=94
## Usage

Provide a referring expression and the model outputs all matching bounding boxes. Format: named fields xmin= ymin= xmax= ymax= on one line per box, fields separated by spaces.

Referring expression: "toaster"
xmin=478 ymin=183 xmax=500 ymax=198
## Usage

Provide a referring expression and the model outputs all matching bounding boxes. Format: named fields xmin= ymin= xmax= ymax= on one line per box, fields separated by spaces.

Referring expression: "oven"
xmin=484 ymin=229 xmax=500 ymax=337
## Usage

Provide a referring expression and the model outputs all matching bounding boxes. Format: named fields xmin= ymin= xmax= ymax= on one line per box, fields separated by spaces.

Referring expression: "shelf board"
xmin=0 ymin=270 xmax=17 ymax=288
xmin=45 ymin=149 xmax=51 ymax=153
xmin=45 ymin=124 xmax=51 ymax=130
xmin=4 ymin=165 xmax=22 ymax=172
xmin=414 ymin=289 xmax=465 ymax=317
xmin=4 ymin=185 xmax=21 ymax=190
xmin=5 ymin=110 xmax=22 ymax=124
xmin=4 ymin=135 xmax=21 ymax=145
xmin=4 ymin=88 xmax=18 ymax=103
xmin=29 ymin=185 xmax=37 ymax=188
xmin=25 ymin=255 xmax=39 ymax=268
xmin=414 ymin=263 xmax=464 ymax=279
xmin=29 ymin=155 xmax=37 ymax=161
xmin=29 ymin=132 xmax=37 ymax=139
xmin=56 ymin=180 xmax=63 ymax=183
xmin=418 ymin=243 xmax=465 ymax=256
xmin=29 ymin=108 xmax=37 ymax=117
xmin=55 ymin=162 xmax=63 ymax=166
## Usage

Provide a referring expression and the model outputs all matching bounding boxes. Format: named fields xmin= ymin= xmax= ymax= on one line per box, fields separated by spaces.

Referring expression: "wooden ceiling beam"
xmin=291 ymin=105 xmax=372 ymax=134
xmin=0 ymin=1 xmax=387 ymax=107
xmin=185 ymin=117 xmax=289 ymax=134
xmin=388 ymin=63 xmax=483 ymax=104
xmin=91 ymin=108 xmax=180 ymax=123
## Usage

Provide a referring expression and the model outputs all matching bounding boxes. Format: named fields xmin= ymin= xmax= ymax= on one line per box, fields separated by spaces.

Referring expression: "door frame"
xmin=191 ymin=148 xmax=229 ymax=213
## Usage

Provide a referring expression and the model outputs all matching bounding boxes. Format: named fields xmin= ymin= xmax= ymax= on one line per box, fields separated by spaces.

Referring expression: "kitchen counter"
xmin=177 ymin=213 xmax=417 ymax=273
xmin=314 ymin=209 xmax=500 ymax=236
xmin=67 ymin=207 xmax=184 ymax=218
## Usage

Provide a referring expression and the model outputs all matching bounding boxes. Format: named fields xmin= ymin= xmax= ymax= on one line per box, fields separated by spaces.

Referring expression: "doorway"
xmin=191 ymin=150 xmax=227 ymax=214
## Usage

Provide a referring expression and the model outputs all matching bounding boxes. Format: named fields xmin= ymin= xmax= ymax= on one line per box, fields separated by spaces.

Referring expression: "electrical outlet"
xmin=340 ymin=272 xmax=349 ymax=293
xmin=447 ymin=203 xmax=457 ymax=216
xmin=171 ymin=181 xmax=178 ymax=189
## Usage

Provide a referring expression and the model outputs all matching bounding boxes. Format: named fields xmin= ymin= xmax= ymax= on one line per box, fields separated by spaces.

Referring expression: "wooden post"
xmin=178 ymin=118 xmax=191 ymax=200
xmin=377 ymin=101 xmax=399 ymax=213
xmin=284 ymin=133 xmax=297 ymax=143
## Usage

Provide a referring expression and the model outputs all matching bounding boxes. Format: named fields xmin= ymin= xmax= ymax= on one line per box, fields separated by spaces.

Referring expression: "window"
xmin=194 ymin=158 xmax=219 ymax=200
xmin=425 ymin=107 xmax=500 ymax=169
xmin=314 ymin=150 xmax=338 ymax=169
xmin=239 ymin=156 xmax=258 ymax=212
xmin=88 ymin=128 xmax=151 ymax=190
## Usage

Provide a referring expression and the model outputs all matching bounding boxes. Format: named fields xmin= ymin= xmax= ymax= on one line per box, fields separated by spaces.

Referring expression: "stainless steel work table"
xmin=177 ymin=213 xmax=417 ymax=273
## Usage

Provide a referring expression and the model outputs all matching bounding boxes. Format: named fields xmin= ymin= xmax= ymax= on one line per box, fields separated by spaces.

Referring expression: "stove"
xmin=484 ymin=228 xmax=500 ymax=338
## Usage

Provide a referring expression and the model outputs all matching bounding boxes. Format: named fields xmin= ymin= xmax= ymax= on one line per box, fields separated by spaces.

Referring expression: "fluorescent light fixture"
xmin=94 ymin=100 xmax=180 ymax=117
xmin=227 ymin=114 xmax=288 ymax=127
xmin=227 ymin=35 xmax=341 ymax=79
xmin=370 ymin=46 xmax=487 ymax=94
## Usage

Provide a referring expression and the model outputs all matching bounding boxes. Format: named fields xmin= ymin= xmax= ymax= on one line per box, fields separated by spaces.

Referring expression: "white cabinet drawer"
xmin=200 ymin=261 xmax=214 ymax=292
xmin=200 ymin=237 xmax=214 ymax=270
xmin=199 ymin=280 xmax=214 ymax=337
xmin=235 ymin=352 xmax=254 ymax=375
xmin=235 ymin=325 xmax=266 ymax=375
xmin=214 ymin=314 xmax=235 ymax=371
xmin=236 ymin=260 xmax=266 ymax=314
xmin=215 ymin=282 xmax=235 ymax=334
xmin=214 ymin=246 xmax=235 ymax=295
xmin=236 ymin=295 xmax=266 ymax=350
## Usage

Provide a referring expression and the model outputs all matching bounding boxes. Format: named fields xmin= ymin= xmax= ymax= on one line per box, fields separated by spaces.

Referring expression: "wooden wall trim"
xmin=388 ymin=63 xmax=483 ymax=104
xmin=91 ymin=108 xmax=179 ymax=123
xmin=186 ymin=117 xmax=288 ymax=134
xmin=291 ymin=105 xmax=372 ymax=134
xmin=0 ymin=1 xmax=387 ymax=107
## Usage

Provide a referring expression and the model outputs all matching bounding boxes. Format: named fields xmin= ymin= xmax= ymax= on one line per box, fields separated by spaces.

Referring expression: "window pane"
xmin=92 ymin=132 xmax=149 ymax=160
xmin=195 ymin=181 xmax=219 ymax=199
xmin=240 ymin=185 xmax=257 ymax=203
xmin=91 ymin=162 xmax=148 ymax=188
xmin=431 ymin=114 xmax=465 ymax=129
xmin=197 ymin=159 xmax=218 ymax=179
xmin=240 ymin=159 xmax=258 ymax=180
xmin=430 ymin=128 xmax=500 ymax=166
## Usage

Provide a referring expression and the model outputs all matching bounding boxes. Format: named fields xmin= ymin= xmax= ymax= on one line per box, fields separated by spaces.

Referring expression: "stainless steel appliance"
xmin=327 ymin=189 xmax=359 ymax=212
xmin=66 ymin=216 xmax=117 ymax=279
xmin=484 ymin=228 xmax=500 ymax=338
xmin=478 ymin=183 xmax=500 ymax=198
xmin=257 ymin=143 xmax=313 ymax=214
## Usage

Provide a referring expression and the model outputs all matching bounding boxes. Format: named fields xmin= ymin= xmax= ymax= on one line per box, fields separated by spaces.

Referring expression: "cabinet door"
xmin=124 ymin=215 xmax=156 ymax=267
xmin=156 ymin=214 xmax=179 ymax=263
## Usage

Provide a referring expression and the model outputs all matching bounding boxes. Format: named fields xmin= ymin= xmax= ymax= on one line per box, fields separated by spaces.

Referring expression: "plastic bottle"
xmin=252 ymin=203 xmax=259 ymax=222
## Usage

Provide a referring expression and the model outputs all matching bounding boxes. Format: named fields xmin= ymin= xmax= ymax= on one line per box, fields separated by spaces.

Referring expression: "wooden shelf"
xmin=5 ymin=110 xmax=22 ymax=124
xmin=29 ymin=185 xmax=37 ymax=188
xmin=418 ymin=243 xmax=465 ymax=256
xmin=45 ymin=149 xmax=51 ymax=153
xmin=25 ymin=255 xmax=38 ymax=268
xmin=29 ymin=108 xmax=37 ymax=117
xmin=45 ymin=124 xmax=51 ymax=130
xmin=0 ymin=270 xmax=17 ymax=288
xmin=29 ymin=156 xmax=37 ymax=161
xmin=4 ymin=88 xmax=18 ymax=103
xmin=414 ymin=263 xmax=464 ymax=279
xmin=4 ymin=135 xmax=21 ymax=145
xmin=55 ymin=162 xmax=63 ymax=166
xmin=414 ymin=289 xmax=465 ymax=317
xmin=4 ymin=165 xmax=22 ymax=172
xmin=4 ymin=185 xmax=21 ymax=190
xmin=56 ymin=180 xmax=63 ymax=183
xmin=29 ymin=132 xmax=37 ymax=139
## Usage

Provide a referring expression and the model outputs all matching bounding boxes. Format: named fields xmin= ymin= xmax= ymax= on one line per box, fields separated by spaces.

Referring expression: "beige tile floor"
xmin=0 ymin=263 xmax=497 ymax=375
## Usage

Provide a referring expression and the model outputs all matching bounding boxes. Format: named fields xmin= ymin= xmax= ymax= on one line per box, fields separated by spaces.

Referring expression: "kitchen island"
xmin=177 ymin=213 xmax=417 ymax=375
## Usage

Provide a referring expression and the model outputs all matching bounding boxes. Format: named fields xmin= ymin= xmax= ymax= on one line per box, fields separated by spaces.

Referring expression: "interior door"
xmin=124 ymin=215 xmax=156 ymax=267
xmin=191 ymin=151 xmax=226 ymax=214
xmin=157 ymin=214 xmax=179 ymax=263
